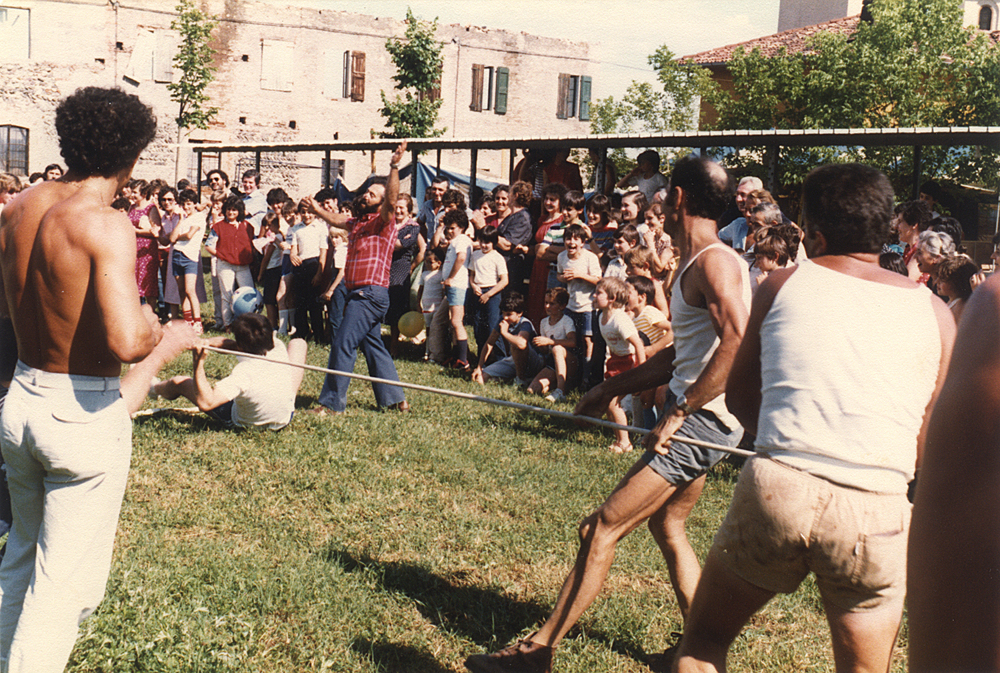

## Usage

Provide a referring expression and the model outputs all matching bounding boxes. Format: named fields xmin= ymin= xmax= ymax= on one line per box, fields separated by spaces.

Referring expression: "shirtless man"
xmin=674 ymin=164 xmax=954 ymax=673
xmin=0 ymin=87 xmax=193 ymax=673
xmin=465 ymin=156 xmax=750 ymax=673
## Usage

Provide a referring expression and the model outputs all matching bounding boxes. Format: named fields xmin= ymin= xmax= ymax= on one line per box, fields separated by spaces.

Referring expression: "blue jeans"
xmin=318 ymin=285 xmax=405 ymax=412
xmin=471 ymin=287 xmax=501 ymax=355
xmin=327 ymin=280 xmax=349 ymax=344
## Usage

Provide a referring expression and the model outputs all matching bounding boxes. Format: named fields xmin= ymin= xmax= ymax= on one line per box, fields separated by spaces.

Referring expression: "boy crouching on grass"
xmin=471 ymin=292 xmax=543 ymax=387
xmin=527 ymin=287 xmax=577 ymax=403
xmin=151 ymin=313 xmax=308 ymax=430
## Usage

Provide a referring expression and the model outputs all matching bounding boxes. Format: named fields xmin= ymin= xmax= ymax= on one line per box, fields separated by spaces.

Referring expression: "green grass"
xmin=64 ymin=334 xmax=908 ymax=672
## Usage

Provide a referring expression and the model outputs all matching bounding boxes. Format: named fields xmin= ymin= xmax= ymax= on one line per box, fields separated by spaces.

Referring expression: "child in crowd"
xmin=935 ymin=253 xmax=979 ymax=322
xmin=418 ymin=248 xmax=445 ymax=361
xmin=604 ymin=224 xmax=639 ymax=280
xmin=641 ymin=203 xmax=675 ymax=279
xmin=257 ymin=212 xmax=285 ymax=330
xmin=556 ymin=223 xmax=602 ymax=385
xmin=619 ymin=190 xmax=648 ymax=229
xmin=627 ymin=275 xmax=672 ymax=429
xmin=289 ymin=199 xmax=328 ymax=342
xmin=206 ymin=195 xmax=255 ymax=329
xmin=528 ymin=182 xmax=567 ymax=326
xmin=323 ymin=227 xmax=349 ymax=343
xmin=170 ymin=188 xmax=208 ymax=334
xmin=595 ymin=277 xmax=646 ymax=454
xmin=430 ymin=210 xmax=474 ymax=369
xmin=527 ymin=287 xmax=576 ymax=403
xmin=471 ymin=292 xmax=543 ymax=387
xmin=586 ymin=193 xmax=617 ymax=264
xmin=750 ymin=225 xmax=792 ymax=294
xmin=151 ymin=313 xmax=308 ymax=430
xmin=616 ymin=149 xmax=668 ymax=204
xmin=477 ymin=194 xmax=499 ymax=229
xmin=622 ymin=247 xmax=669 ymax=313
xmin=469 ymin=226 xmax=509 ymax=357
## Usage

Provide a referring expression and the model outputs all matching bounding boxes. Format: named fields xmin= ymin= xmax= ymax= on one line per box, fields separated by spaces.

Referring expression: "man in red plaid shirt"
xmin=308 ymin=141 xmax=410 ymax=415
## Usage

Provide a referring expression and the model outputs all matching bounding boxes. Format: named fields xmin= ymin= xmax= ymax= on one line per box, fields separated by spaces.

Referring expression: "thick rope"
xmin=201 ymin=345 xmax=755 ymax=458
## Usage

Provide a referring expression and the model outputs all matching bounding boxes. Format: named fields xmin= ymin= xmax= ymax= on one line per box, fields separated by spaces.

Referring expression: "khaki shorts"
xmin=711 ymin=456 xmax=911 ymax=612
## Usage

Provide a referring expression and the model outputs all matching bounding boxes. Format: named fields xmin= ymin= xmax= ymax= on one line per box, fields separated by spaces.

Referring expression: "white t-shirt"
xmin=173 ymin=212 xmax=206 ymax=262
xmin=214 ymin=339 xmax=295 ymax=430
xmin=541 ymin=314 xmax=575 ymax=342
xmin=470 ymin=249 xmax=507 ymax=287
xmin=420 ymin=268 xmax=444 ymax=312
xmin=557 ymin=249 xmax=602 ymax=312
xmin=290 ymin=221 xmax=328 ymax=260
xmin=600 ymin=309 xmax=639 ymax=357
xmin=442 ymin=233 xmax=473 ymax=289
xmin=624 ymin=172 xmax=669 ymax=204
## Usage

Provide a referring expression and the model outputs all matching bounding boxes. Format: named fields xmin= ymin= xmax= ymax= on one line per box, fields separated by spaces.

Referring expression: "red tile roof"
xmin=683 ymin=16 xmax=1000 ymax=66
xmin=682 ymin=15 xmax=861 ymax=65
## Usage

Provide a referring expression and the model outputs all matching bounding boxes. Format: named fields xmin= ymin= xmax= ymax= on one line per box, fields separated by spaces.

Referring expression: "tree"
xmin=587 ymin=46 xmax=713 ymax=178
xmin=168 ymin=0 xmax=218 ymax=183
xmin=379 ymin=9 xmax=445 ymax=139
xmin=709 ymin=0 xmax=1000 ymax=191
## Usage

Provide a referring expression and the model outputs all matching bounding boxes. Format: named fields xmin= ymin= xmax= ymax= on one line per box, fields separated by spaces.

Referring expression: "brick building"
xmin=0 ymin=0 xmax=595 ymax=193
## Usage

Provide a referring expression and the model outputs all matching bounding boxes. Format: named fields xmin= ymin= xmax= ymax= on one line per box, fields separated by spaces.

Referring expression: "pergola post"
xmin=912 ymin=145 xmax=922 ymax=200
xmin=410 ymin=147 xmax=419 ymax=197
xmin=764 ymin=144 xmax=779 ymax=194
xmin=323 ymin=149 xmax=331 ymax=188
xmin=469 ymin=148 xmax=479 ymax=203
xmin=255 ymin=151 xmax=261 ymax=174
xmin=196 ymin=151 xmax=203 ymax=203
xmin=595 ymin=147 xmax=607 ymax=194
xmin=509 ymin=148 xmax=516 ymax=184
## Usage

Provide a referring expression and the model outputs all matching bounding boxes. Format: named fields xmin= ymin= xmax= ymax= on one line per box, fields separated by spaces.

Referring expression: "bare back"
xmin=0 ymin=179 xmax=154 ymax=377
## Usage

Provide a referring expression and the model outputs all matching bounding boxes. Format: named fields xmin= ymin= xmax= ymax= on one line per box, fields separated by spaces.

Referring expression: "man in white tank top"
xmin=465 ymin=156 xmax=751 ymax=673
xmin=674 ymin=164 xmax=955 ymax=673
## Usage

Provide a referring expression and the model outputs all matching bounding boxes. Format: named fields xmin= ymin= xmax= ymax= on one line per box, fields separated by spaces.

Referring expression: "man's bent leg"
xmin=647 ymin=474 xmax=707 ymax=619
xmin=354 ymin=286 xmax=405 ymax=408
xmin=318 ymin=289 xmax=371 ymax=412
xmin=530 ymin=460 xmax=682 ymax=649
xmin=674 ymin=550 xmax=776 ymax=673
xmin=823 ymin=593 xmax=903 ymax=673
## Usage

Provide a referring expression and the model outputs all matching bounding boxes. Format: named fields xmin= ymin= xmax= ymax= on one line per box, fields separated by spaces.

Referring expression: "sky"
xmin=274 ymin=0 xmax=783 ymax=99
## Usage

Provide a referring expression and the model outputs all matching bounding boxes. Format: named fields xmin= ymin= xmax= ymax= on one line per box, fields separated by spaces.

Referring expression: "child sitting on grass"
xmin=471 ymin=292 xmax=543 ymax=387
xmin=151 ymin=313 xmax=308 ymax=430
xmin=595 ymin=277 xmax=645 ymax=454
xmin=527 ymin=287 xmax=577 ymax=403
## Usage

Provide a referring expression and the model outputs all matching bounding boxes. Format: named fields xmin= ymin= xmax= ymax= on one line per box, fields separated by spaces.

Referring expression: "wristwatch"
xmin=675 ymin=393 xmax=695 ymax=416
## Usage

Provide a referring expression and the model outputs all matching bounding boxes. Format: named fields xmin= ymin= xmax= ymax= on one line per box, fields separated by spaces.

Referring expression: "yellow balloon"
xmin=397 ymin=310 xmax=425 ymax=338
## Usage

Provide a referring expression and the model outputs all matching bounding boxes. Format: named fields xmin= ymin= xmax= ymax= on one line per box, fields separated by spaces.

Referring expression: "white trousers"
xmin=0 ymin=363 xmax=132 ymax=673
xmin=216 ymin=259 xmax=254 ymax=327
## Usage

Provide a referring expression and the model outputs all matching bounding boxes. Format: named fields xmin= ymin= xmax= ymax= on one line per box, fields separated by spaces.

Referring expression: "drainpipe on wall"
xmin=111 ymin=1 xmax=120 ymax=83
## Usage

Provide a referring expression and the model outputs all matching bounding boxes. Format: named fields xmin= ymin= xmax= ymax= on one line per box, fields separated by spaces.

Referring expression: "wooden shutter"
xmin=494 ymin=67 xmax=508 ymax=115
xmin=154 ymin=31 xmax=175 ymax=83
xmin=556 ymin=73 xmax=570 ymax=119
xmin=350 ymin=51 xmax=366 ymax=102
xmin=419 ymin=78 xmax=441 ymax=102
xmin=579 ymin=76 xmax=592 ymax=121
xmin=470 ymin=64 xmax=484 ymax=112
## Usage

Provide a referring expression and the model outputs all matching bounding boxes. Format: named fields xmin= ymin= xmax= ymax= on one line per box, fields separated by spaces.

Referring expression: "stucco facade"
xmin=0 ymin=0 xmax=594 ymax=194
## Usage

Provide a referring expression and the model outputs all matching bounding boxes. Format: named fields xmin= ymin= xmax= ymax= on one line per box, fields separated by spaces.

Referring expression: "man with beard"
xmin=306 ymin=141 xmax=410 ymax=415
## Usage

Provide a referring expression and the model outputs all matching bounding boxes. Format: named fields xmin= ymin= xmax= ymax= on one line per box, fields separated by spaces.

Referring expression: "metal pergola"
xmin=192 ymin=126 xmax=1000 ymax=202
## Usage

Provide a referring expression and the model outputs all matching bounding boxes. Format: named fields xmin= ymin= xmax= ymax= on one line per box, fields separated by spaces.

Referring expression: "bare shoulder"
xmin=53 ymin=196 xmax=134 ymax=257
xmin=694 ymin=246 xmax=746 ymax=294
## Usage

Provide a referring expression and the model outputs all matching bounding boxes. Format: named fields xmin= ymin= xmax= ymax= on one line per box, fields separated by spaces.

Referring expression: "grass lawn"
xmin=65 ymin=333 xmax=908 ymax=672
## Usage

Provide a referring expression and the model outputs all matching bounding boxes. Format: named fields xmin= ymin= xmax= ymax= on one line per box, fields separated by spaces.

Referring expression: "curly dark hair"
xmin=55 ymin=87 xmax=157 ymax=177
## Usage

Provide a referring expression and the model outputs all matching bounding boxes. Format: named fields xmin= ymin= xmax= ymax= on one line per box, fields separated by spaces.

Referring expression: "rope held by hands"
xmin=201 ymin=345 xmax=755 ymax=458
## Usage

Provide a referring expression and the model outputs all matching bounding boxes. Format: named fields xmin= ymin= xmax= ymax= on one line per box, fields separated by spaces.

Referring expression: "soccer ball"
xmin=232 ymin=286 xmax=263 ymax=317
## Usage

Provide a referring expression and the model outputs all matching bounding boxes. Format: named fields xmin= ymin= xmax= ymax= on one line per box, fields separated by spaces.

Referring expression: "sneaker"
xmin=544 ymin=389 xmax=566 ymax=403
xmin=452 ymin=359 xmax=471 ymax=372
xmin=464 ymin=636 xmax=553 ymax=673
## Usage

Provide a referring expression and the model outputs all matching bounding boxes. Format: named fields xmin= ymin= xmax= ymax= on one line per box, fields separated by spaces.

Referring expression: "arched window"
xmin=980 ymin=5 xmax=994 ymax=31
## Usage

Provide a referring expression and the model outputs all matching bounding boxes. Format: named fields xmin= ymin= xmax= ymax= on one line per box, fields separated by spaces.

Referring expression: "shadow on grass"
xmin=351 ymin=638 xmax=451 ymax=673
xmin=324 ymin=548 xmax=654 ymax=666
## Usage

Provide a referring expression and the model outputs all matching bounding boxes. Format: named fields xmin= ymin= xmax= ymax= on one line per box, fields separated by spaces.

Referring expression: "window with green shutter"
xmin=494 ymin=67 xmax=509 ymax=115
xmin=579 ymin=76 xmax=592 ymax=121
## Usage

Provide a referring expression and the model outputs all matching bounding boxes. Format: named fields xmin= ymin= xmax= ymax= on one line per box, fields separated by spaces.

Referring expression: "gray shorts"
xmin=641 ymin=391 xmax=742 ymax=485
